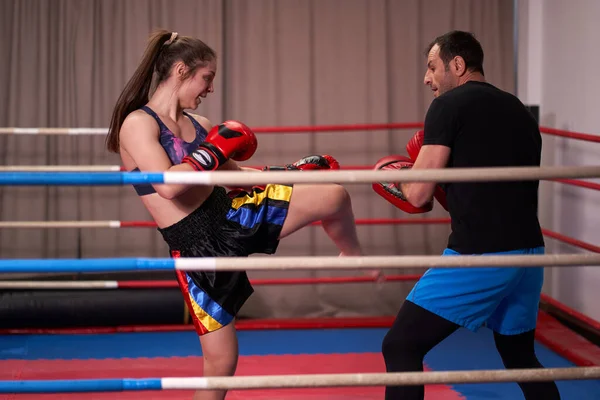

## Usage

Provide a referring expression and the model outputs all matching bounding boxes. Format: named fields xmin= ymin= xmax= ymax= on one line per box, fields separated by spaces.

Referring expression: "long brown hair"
xmin=106 ymin=30 xmax=216 ymax=153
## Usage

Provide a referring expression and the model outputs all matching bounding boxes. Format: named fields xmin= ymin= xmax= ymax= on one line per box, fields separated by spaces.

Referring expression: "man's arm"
xmin=402 ymin=98 xmax=457 ymax=208
xmin=401 ymin=144 xmax=451 ymax=207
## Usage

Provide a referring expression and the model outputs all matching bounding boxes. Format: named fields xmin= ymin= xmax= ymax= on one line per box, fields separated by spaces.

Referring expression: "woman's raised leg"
xmin=279 ymin=184 xmax=362 ymax=256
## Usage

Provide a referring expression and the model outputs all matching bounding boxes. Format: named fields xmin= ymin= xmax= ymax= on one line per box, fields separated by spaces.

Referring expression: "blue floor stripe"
xmin=0 ymin=328 xmax=386 ymax=360
xmin=424 ymin=328 xmax=600 ymax=400
xmin=1 ymin=327 xmax=599 ymax=399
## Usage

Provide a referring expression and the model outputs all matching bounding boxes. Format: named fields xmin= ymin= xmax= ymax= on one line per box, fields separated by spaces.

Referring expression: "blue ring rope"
xmin=0 ymin=258 xmax=175 ymax=273
xmin=0 ymin=378 xmax=162 ymax=393
xmin=0 ymin=172 xmax=165 ymax=185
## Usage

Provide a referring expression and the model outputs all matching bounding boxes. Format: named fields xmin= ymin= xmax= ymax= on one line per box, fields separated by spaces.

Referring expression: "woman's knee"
xmin=289 ymin=183 xmax=351 ymax=216
xmin=280 ymin=183 xmax=352 ymax=239
xmin=199 ymin=325 xmax=239 ymax=376
xmin=202 ymin=346 xmax=238 ymax=376
xmin=320 ymin=184 xmax=351 ymax=215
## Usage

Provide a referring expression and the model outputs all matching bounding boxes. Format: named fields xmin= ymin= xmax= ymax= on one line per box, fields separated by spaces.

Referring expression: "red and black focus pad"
xmin=182 ymin=120 xmax=258 ymax=171
xmin=406 ymin=130 xmax=425 ymax=161
xmin=372 ymin=155 xmax=433 ymax=214
xmin=263 ymin=154 xmax=341 ymax=171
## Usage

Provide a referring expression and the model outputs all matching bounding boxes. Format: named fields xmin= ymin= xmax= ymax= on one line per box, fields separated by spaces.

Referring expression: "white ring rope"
xmin=161 ymin=166 xmax=600 ymax=186
xmin=0 ymin=221 xmax=120 ymax=228
xmin=164 ymin=366 xmax=600 ymax=389
xmin=0 ymin=165 xmax=122 ymax=172
xmin=0 ymin=281 xmax=119 ymax=289
xmin=176 ymin=254 xmax=600 ymax=271
xmin=0 ymin=128 xmax=108 ymax=135
xmin=0 ymin=166 xmax=599 ymax=183
xmin=0 ymin=166 xmax=598 ymax=183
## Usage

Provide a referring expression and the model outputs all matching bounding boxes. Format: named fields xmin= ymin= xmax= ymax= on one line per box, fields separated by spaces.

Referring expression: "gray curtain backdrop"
xmin=0 ymin=0 xmax=515 ymax=318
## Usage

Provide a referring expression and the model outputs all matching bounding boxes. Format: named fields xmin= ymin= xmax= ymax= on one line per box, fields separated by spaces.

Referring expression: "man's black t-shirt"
xmin=423 ymin=81 xmax=544 ymax=254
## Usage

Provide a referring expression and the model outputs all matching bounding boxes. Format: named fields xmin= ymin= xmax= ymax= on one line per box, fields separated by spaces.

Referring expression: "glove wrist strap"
xmin=182 ymin=143 xmax=227 ymax=171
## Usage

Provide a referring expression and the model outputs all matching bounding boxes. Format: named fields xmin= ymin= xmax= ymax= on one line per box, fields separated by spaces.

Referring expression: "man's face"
xmin=423 ymin=44 xmax=457 ymax=98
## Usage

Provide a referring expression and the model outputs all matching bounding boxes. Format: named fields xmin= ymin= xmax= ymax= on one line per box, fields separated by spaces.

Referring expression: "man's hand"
xmin=372 ymin=155 xmax=433 ymax=214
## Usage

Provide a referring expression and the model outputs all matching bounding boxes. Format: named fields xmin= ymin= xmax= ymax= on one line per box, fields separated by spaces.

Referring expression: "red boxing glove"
xmin=372 ymin=155 xmax=433 ymax=214
xmin=405 ymin=130 xmax=449 ymax=212
xmin=263 ymin=154 xmax=340 ymax=171
xmin=229 ymin=155 xmax=340 ymax=199
xmin=182 ymin=120 xmax=258 ymax=171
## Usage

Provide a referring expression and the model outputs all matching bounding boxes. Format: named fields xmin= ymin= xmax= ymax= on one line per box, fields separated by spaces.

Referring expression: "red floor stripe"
xmin=3 ymin=311 xmax=598 ymax=366
xmin=535 ymin=311 xmax=600 ymax=367
xmin=540 ymin=294 xmax=600 ymax=332
xmin=1 ymin=307 xmax=597 ymax=371
xmin=0 ymin=312 xmax=597 ymax=399
xmin=0 ymin=354 xmax=463 ymax=400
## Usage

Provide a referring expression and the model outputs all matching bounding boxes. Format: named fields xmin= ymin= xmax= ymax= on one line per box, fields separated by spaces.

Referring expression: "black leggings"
xmin=381 ymin=300 xmax=561 ymax=400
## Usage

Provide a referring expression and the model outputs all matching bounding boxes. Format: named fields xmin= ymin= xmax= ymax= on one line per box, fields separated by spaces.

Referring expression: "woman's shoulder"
xmin=120 ymin=109 xmax=160 ymax=138
xmin=186 ymin=112 xmax=213 ymax=133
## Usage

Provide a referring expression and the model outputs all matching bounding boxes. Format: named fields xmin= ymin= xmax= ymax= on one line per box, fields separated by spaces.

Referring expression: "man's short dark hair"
xmin=426 ymin=31 xmax=485 ymax=75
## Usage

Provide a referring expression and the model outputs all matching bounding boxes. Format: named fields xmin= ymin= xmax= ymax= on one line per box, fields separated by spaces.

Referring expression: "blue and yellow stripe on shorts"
xmin=174 ymin=184 xmax=292 ymax=336
xmin=226 ymin=184 xmax=292 ymax=230
xmin=175 ymin=269 xmax=234 ymax=335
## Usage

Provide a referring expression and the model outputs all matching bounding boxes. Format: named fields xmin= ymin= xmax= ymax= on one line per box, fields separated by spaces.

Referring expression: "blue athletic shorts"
xmin=406 ymin=246 xmax=545 ymax=335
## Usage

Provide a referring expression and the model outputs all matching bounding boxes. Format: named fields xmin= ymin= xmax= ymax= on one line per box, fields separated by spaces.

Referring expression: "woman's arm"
xmin=119 ymin=111 xmax=198 ymax=200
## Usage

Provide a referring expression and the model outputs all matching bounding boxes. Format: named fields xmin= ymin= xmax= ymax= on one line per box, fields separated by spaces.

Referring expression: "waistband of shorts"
xmin=443 ymin=245 xmax=545 ymax=256
xmin=158 ymin=186 xmax=232 ymax=250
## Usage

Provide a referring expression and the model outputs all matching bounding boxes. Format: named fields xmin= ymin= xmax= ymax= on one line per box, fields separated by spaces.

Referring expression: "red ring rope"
xmin=541 ymin=229 xmax=600 ymax=253
xmin=2 ymin=122 xmax=599 ymax=142
xmin=252 ymin=122 xmax=425 ymax=133
xmin=115 ymin=274 xmax=423 ymax=289
xmin=550 ymin=179 xmax=600 ymax=192
xmin=120 ymin=221 xmax=158 ymax=228
xmin=120 ymin=218 xmax=452 ymax=228
xmin=539 ymin=126 xmax=600 ymax=143
xmin=119 ymin=218 xmax=600 ymax=255
xmin=246 ymin=121 xmax=600 ymax=143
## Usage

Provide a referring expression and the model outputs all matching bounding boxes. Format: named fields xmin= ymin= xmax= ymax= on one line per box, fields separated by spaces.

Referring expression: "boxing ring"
xmin=1 ymin=123 xmax=600 ymax=399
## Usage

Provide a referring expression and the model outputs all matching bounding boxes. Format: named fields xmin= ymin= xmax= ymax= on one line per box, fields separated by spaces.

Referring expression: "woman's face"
xmin=179 ymin=59 xmax=217 ymax=109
